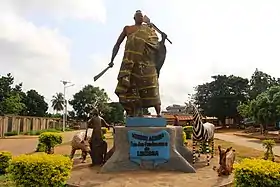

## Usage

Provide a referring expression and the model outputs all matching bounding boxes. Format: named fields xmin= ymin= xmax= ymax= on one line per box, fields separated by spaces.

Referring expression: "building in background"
xmin=162 ymin=104 xmax=186 ymax=115
xmin=160 ymin=104 xmax=218 ymax=126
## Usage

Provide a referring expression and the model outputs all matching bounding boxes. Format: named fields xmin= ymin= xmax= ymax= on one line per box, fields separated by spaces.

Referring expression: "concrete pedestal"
xmin=174 ymin=126 xmax=194 ymax=163
xmin=101 ymin=126 xmax=196 ymax=173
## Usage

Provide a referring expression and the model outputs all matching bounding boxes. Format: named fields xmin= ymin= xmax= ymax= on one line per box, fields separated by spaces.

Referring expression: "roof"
xmin=143 ymin=115 xmax=217 ymax=121
xmin=163 ymin=115 xmax=193 ymax=120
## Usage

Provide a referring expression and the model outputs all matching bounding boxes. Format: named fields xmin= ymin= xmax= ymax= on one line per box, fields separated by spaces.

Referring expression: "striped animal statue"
xmin=185 ymin=102 xmax=215 ymax=166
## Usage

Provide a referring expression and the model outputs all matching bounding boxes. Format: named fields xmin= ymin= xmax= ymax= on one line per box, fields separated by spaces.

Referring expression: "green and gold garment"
xmin=115 ymin=24 xmax=166 ymax=115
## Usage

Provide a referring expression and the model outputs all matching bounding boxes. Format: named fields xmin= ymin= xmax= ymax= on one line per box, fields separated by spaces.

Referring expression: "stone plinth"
xmin=174 ymin=126 xmax=194 ymax=163
xmin=101 ymin=126 xmax=196 ymax=173
xmin=126 ymin=117 xmax=166 ymax=127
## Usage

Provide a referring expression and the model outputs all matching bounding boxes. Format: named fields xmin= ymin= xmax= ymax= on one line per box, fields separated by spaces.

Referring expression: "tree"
xmin=194 ymin=75 xmax=249 ymax=125
xmin=51 ymin=93 xmax=64 ymax=113
xmin=1 ymin=93 xmax=25 ymax=115
xmin=249 ymin=68 xmax=279 ymax=100
xmin=103 ymin=102 xmax=124 ymax=124
xmin=68 ymin=111 xmax=76 ymax=120
xmin=69 ymin=85 xmax=110 ymax=120
xmin=0 ymin=73 xmax=25 ymax=115
xmin=249 ymin=86 xmax=280 ymax=133
xmin=22 ymin=89 xmax=48 ymax=117
xmin=237 ymin=102 xmax=252 ymax=118
xmin=142 ymin=108 xmax=151 ymax=115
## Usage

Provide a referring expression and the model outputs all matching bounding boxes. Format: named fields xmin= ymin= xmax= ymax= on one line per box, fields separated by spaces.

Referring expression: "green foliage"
xmin=21 ymin=89 xmax=48 ymax=117
xmin=142 ymin=108 xmax=150 ymax=115
xmin=22 ymin=128 xmax=68 ymax=136
xmin=101 ymin=127 xmax=108 ymax=140
xmin=0 ymin=151 xmax=12 ymax=175
xmin=234 ymin=158 xmax=280 ymax=187
xmin=182 ymin=131 xmax=187 ymax=144
xmin=1 ymin=93 xmax=25 ymax=115
xmin=4 ymin=129 xmax=65 ymax=137
xmin=101 ymin=127 xmax=108 ymax=135
xmin=9 ymin=153 xmax=72 ymax=187
xmin=69 ymin=85 xmax=110 ymax=120
xmin=262 ymin=139 xmax=275 ymax=161
xmin=183 ymin=126 xmax=193 ymax=139
xmin=0 ymin=73 xmax=26 ymax=115
xmin=0 ymin=174 xmax=16 ymax=186
xmin=249 ymin=68 xmax=279 ymax=100
xmin=4 ymin=131 xmax=18 ymax=136
xmin=51 ymin=92 xmax=64 ymax=112
xmin=0 ymin=73 xmax=50 ymax=117
xmin=250 ymin=86 xmax=280 ymax=125
xmin=237 ymin=102 xmax=252 ymax=118
xmin=38 ymin=132 xmax=62 ymax=154
xmin=103 ymin=102 xmax=124 ymax=124
xmin=194 ymin=75 xmax=249 ymax=123
xmin=45 ymin=112 xmax=63 ymax=118
xmin=36 ymin=142 xmax=47 ymax=152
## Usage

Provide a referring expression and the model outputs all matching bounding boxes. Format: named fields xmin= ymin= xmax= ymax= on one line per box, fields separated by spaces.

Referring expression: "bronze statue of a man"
xmin=109 ymin=10 xmax=168 ymax=117
xmin=87 ymin=109 xmax=110 ymax=165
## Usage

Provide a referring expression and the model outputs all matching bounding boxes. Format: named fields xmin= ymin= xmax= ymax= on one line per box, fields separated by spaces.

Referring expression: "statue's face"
xmin=134 ymin=12 xmax=143 ymax=24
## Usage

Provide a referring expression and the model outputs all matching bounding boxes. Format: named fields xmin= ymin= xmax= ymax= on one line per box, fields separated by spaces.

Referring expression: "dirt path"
xmin=215 ymin=133 xmax=280 ymax=156
xmin=0 ymin=130 xmax=82 ymax=156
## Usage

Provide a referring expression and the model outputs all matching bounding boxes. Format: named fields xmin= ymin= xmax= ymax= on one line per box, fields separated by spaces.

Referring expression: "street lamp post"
xmin=61 ymin=81 xmax=74 ymax=132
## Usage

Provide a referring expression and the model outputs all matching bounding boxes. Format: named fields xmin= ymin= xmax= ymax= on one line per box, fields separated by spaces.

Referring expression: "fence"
xmin=0 ymin=115 xmax=63 ymax=138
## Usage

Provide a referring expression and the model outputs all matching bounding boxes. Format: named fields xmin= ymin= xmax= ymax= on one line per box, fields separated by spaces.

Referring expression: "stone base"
xmin=174 ymin=126 xmax=194 ymax=163
xmin=100 ymin=126 xmax=196 ymax=173
xmin=126 ymin=117 xmax=166 ymax=127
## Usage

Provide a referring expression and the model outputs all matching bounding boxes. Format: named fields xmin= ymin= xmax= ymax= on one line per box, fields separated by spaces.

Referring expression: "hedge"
xmin=37 ymin=132 xmax=62 ymax=154
xmin=101 ymin=127 xmax=108 ymax=135
xmin=234 ymin=158 xmax=280 ymax=187
xmin=183 ymin=126 xmax=193 ymax=139
xmin=0 ymin=151 xmax=12 ymax=174
xmin=182 ymin=131 xmax=187 ymax=144
xmin=9 ymin=153 xmax=73 ymax=187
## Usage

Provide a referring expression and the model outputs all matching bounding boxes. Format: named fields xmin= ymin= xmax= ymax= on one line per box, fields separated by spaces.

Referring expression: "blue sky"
xmin=1 ymin=0 xmax=280 ymax=114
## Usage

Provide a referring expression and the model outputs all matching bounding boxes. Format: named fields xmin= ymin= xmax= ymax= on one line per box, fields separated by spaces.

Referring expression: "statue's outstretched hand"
xmin=161 ymin=32 xmax=167 ymax=40
xmin=108 ymin=61 xmax=114 ymax=68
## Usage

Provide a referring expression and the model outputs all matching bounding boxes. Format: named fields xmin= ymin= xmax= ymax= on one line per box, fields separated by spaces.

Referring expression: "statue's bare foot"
xmin=156 ymin=114 xmax=162 ymax=117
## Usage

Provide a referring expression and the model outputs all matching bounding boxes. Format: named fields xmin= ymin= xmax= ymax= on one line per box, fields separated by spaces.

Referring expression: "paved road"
xmin=215 ymin=133 xmax=280 ymax=156
xmin=0 ymin=130 xmax=82 ymax=156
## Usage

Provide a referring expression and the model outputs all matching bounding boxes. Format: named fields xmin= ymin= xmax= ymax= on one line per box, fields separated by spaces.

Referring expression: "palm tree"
xmin=51 ymin=93 xmax=64 ymax=113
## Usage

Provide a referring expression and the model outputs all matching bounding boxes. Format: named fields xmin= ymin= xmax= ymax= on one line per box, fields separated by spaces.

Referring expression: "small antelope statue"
xmin=217 ymin=145 xmax=235 ymax=176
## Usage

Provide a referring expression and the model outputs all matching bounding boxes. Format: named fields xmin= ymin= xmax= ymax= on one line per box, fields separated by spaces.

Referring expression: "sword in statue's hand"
xmin=93 ymin=62 xmax=114 ymax=82
xmin=143 ymin=15 xmax=172 ymax=44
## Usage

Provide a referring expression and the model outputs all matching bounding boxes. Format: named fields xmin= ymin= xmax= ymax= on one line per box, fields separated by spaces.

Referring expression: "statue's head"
xmin=90 ymin=108 xmax=99 ymax=116
xmin=134 ymin=10 xmax=143 ymax=25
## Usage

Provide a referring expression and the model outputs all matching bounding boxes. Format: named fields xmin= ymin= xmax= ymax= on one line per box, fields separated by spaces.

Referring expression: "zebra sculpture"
xmin=185 ymin=102 xmax=215 ymax=166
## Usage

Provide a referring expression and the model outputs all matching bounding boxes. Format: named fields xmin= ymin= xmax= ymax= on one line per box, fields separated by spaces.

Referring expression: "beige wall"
xmin=0 ymin=115 xmax=63 ymax=138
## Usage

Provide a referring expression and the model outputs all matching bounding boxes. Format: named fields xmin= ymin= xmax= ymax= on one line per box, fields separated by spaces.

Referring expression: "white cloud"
xmin=0 ymin=0 xmax=107 ymax=113
xmin=1 ymin=0 xmax=106 ymax=23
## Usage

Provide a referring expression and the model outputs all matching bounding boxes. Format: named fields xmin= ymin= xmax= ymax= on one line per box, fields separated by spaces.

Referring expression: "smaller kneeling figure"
xmin=217 ymin=145 xmax=235 ymax=176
